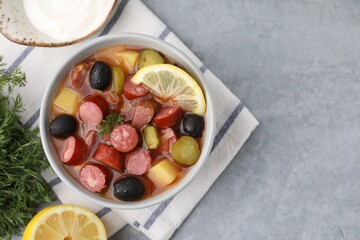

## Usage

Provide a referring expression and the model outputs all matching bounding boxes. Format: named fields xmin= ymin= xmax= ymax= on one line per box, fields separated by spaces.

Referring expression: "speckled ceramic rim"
xmin=40 ymin=33 xmax=215 ymax=209
xmin=0 ymin=0 xmax=119 ymax=47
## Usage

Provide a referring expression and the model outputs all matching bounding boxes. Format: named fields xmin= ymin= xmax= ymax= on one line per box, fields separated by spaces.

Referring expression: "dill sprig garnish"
xmin=0 ymin=56 xmax=53 ymax=239
xmin=98 ymin=113 xmax=125 ymax=136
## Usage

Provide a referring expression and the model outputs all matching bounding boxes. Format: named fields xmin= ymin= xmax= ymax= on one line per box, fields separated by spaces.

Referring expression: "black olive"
xmin=49 ymin=114 xmax=77 ymax=139
xmin=180 ymin=113 xmax=204 ymax=137
xmin=113 ymin=177 xmax=145 ymax=201
xmin=89 ymin=61 xmax=112 ymax=91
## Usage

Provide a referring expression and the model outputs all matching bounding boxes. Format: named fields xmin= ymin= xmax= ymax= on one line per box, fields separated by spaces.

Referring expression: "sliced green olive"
xmin=171 ymin=136 xmax=200 ymax=166
xmin=143 ymin=125 xmax=160 ymax=149
xmin=138 ymin=49 xmax=165 ymax=69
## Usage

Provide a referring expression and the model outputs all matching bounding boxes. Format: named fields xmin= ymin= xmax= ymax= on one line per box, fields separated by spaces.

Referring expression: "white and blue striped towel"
xmin=2 ymin=0 xmax=258 ymax=239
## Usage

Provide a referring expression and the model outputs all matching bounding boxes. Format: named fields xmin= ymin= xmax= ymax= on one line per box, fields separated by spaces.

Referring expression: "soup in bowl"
xmin=40 ymin=33 xmax=215 ymax=209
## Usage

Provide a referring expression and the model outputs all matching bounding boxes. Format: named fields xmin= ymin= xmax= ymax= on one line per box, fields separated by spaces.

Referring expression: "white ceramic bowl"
xmin=0 ymin=0 xmax=118 ymax=47
xmin=40 ymin=33 xmax=215 ymax=209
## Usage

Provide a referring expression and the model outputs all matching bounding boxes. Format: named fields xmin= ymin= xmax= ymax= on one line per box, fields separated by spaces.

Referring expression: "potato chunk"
xmin=148 ymin=159 xmax=180 ymax=185
xmin=53 ymin=87 xmax=79 ymax=115
xmin=117 ymin=50 xmax=140 ymax=72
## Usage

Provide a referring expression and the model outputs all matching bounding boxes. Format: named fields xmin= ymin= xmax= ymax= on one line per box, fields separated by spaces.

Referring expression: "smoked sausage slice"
xmin=79 ymin=95 xmax=109 ymax=125
xmin=124 ymin=148 xmax=152 ymax=175
xmin=153 ymin=106 xmax=181 ymax=129
xmin=111 ymin=124 xmax=139 ymax=152
xmin=62 ymin=136 xmax=86 ymax=165
xmin=132 ymin=101 xmax=155 ymax=129
xmin=93 ymin=143 xmax=123 ymax=172
xmin=123 ymin=78 xmax=149 ymax=100
xmin=80 ymin=163 xmax=112 ymax=193
xmin=71 ymin=62 xmax=91 ymax=89
xmin=159 ymin=128 xmax=177 ymax=154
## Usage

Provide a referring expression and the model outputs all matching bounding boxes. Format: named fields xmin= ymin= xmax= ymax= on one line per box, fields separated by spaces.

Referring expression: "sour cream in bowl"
xmin=0 ymin=0 xmax=118 ymax=47
xmin=23 ymin=0 xmax=115 ymax=42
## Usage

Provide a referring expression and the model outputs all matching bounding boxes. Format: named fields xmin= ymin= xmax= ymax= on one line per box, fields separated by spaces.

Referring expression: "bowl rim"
xmin=0 ymin=0 xmax=119 ymax=47
xmin=40 ymin=33 xmax=216 ymax=209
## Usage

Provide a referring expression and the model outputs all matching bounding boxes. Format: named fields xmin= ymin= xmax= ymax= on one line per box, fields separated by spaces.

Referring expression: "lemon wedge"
xmin=23 ymin=204 xmax=107 ymax=240
xmin=131 ymin=64 xmax=206 ymax=115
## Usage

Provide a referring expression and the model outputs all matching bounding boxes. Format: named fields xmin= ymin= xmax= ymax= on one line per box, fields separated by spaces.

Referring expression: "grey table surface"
xmin=112 ymin=0 xmax=360 ymax=240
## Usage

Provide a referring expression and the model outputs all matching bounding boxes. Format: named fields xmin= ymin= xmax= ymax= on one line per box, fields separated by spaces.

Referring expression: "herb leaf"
xmin=0 ymin=56 xmax=53 ymax=239
xmin=98 ymin=113 xmax=125 ymax=136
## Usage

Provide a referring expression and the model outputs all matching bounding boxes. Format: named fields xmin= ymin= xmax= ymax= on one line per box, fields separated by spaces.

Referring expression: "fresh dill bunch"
xmin=0 ymin=56 xmax=26 ymax=93
xmin=0 ymin=56 xmax=54 ymax=239
xmin=98 ymin=113 xmax=125 ymax=136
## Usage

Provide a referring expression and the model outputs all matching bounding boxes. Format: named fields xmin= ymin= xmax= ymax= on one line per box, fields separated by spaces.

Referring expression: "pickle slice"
xmin=138 ymin=49 xmax=165 ymax=69
xmin=143 ymin=125 xmax=160 ymax=149
xmin=112 ymin=66 xmax=125 ymax=95
xmin=171 ymin=136 xmax=200 ymax=166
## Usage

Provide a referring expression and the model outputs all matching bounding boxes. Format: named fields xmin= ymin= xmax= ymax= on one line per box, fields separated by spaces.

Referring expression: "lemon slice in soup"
xmin=131 ymin=64 xmax=206 ymax=116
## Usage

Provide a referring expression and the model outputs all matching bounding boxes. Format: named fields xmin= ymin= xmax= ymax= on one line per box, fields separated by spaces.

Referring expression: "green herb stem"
xmin=98 ymin=113 xmax=125 ymax=136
